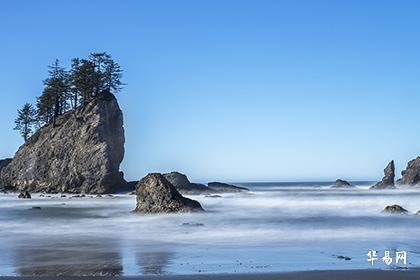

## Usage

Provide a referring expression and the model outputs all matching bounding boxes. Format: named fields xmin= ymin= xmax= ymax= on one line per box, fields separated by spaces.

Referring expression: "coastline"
xmin=1 ymin=270 xmax=420 ymax=280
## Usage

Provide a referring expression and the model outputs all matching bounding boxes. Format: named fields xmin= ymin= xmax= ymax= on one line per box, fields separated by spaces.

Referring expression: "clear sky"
xmin=1 ymin=0 xmax=420 ymax=182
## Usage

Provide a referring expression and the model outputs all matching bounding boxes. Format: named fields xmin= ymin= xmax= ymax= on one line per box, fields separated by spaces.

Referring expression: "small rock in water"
xmin=18 ymin=191 xmax=31 ymax=199
xmin=336 ymin=255 xmax=351 ymax=261
xmin=383 ymin=204 xmax=408 ymax=214
xmin=96 ymin=194 xmax=102 ymax=198
xmin=61 ymin=194 xmax=66 ymax=198
xmin=331 ymin=179 xmax=354 ymax=188
xmin=29 ymin=206 xmax=42 ymax=210
xmin=182 ymin=223 xmax=205 ymax=227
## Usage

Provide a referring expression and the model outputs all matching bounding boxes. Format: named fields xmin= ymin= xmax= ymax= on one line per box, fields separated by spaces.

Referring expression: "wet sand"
xmin=1 ymin=270 xmax=420 ymax=280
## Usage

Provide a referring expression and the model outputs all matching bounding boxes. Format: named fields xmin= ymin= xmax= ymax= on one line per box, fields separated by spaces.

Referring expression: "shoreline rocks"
xmin=134 ymin=173 xmax=204 ymax=213
xmin=331 ymin=179 xmax=354 ymax=188
xmin=371 ymin=160 xmax=395 ymax=189
xmin=0 ymin=92 xmax=125 ymax=194
xmin=18 ymin=191 xmax=31 ymax=199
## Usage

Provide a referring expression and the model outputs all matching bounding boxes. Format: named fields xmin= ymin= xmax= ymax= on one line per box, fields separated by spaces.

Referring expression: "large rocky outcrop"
xmin=0 ymin=92 xmax=125 ymax=194
xmin=163 ymin=171 xmax=210 ymax=194
xmin=331 ymin=179 xmax=354 ymax=188
xmin=397 ymin=157 xmax=420 ymax=186
xmin=134 ymin=173 xmax=204 ymax=213
xmin=207 ymin=182 xmax=249 ymax=192
xmin=371 ymin=160 xmax=395 ymax=189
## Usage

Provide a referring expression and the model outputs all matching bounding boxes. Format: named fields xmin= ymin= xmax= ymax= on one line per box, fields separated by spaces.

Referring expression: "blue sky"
xmin=1 ymin=0 xmax=420 ymax=182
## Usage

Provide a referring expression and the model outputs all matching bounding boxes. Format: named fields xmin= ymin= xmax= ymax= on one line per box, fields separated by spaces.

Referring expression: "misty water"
xmin=1 ymin=182 xmax=420 ymax=276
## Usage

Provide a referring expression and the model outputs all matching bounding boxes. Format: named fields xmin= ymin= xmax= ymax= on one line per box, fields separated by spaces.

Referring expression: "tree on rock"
xmin=14 ymin=103 xmax=36 ymax=141
xmin=38 ymin=59 xmax=71 ymax=126
xmin=70 ymin=58 xmax=97 ymax=107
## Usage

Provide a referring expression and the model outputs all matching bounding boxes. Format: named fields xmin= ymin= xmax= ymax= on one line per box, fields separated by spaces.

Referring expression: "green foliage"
xmin=37 ymin=59 xmax=71 ymax=126
xmin=14 ymin=103 xmax=36 ymax=141
xmin=16 ymin=52 xmax=124 ymax=138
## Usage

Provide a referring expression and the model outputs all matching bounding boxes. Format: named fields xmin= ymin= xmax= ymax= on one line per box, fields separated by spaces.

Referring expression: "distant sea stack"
xmin=397 ymin=157 xmax=420 ymax=186
xmin=207 ymin=182 xmax=249 ymax=192
xmin=0 ymin=92 xmax=125 ymax=194
xmin=331 ymin=179 xmax=354 ymax=188
xmin=163 ymin=171 xmax=210 ymax=195
xmin=134 ymin=173 xmax=204 ymax=213
xmin=371 ymin=160 xmax=395 ymax=189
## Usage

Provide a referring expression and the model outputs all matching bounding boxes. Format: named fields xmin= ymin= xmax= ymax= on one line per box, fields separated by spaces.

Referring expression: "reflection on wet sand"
xmin=137 ymin=251 xmax=174 ymax=275
xmin=13 ymin=238 xmax=123 ymax=276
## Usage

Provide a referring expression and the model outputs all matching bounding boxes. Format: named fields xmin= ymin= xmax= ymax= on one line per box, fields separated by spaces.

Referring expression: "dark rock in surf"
xmin=371 ymin=160 xmax=395 ymax=189
xmin=207 ymin=182 xmax=249 ymax=192
xmin=182 ymin=222 xmax=204 ymax=227
xmin=18 ymin=191 xmax=31 ymax=199
xmin=0 ymin=92 xmax=125 ymax=194
xmin=397 ymin=157 xmax=420 ymax=186
xmin=134 ymin=173 xmax=204 ymax=213
xmin=335 ymin=255 xmax=351 ymax=261
xmin=382 ymin=204 xmax=408 ymax=214
xmin=331 ymin=179 xmax=354 ymax=188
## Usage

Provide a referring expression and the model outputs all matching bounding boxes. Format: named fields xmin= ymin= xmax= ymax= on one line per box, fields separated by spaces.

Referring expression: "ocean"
xmin=0 ymin=181 xmax=419 ymax=276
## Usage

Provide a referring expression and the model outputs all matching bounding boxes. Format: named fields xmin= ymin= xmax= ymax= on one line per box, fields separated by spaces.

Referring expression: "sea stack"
xmin=0 ymin=92 xmax=125 ymax=194
xmin=134 ymin=173 xmax=204 ymax=213
xmin=370 ymin=160 xmax=395 ymax=189
xmin=397 ymin=157 xmax=420 ymax=186
xmin=163 ymin=171 xmax=210 ymax=195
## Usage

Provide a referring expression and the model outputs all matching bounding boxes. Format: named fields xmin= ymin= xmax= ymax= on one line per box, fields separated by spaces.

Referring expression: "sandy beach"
xmin=1 ymin=270 xmax=420 ymax=280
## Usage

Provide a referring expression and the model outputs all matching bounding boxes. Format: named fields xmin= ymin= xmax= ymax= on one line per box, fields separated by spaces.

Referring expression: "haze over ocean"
xmin=1 ymin=0 xmax=420 ymax=182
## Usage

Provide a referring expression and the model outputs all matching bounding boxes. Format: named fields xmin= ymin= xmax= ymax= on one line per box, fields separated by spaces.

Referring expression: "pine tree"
xmin=70 ymin=58 xmax=97 ymax=107
xmin=14 ymin=103 xmax=36 ymax=141
xmin=103 ymin=56 xmax=123 ymax=94
xmin=38 ymin=59 xmax=70 ymax=125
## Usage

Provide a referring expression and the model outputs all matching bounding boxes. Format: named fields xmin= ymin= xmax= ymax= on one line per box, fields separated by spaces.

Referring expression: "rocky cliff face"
xmin=371 ymin=160 xmax=395 ymax=189
xmin=0 ymin=159 xmax=11 ymax=173
xmin=0 ymin=92 xmax=125 ymax=194
xmin=398 ymin=157 xmax=420 ymax=186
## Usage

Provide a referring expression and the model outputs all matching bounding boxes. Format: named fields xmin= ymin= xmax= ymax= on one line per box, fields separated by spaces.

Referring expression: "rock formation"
xmin=207 ymin=182 xmax=249 ymax=192
xmin=0 ymin=92 xmax=125 ymax=194
xmin=370 ymin=160 xmax=395 ymax=189
xmin=397 ymin=157 xmax=420 ymax=186
xmin=331 ymin=179 xmax=354 ymax=188
xmin=163 ymin=171 xmax=211 ymax=194
xmin=134 ymin=173 xmax=204 ymax=213
xmin=382 ymin=204 xmax=408 ymax=214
